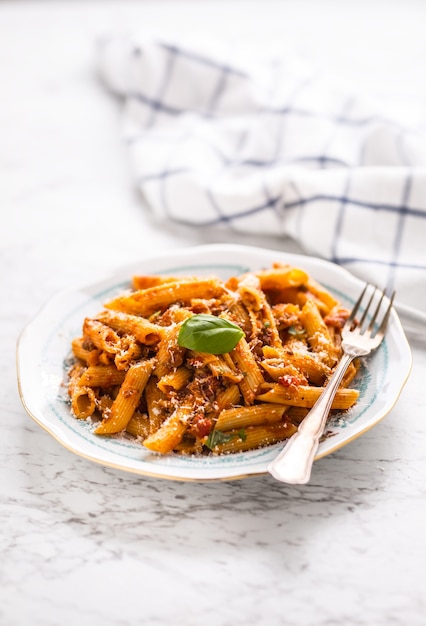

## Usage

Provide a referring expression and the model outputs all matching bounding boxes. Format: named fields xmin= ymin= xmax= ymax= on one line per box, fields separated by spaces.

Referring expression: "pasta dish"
xmin=67 ymin=263 xmax=359 ymax=455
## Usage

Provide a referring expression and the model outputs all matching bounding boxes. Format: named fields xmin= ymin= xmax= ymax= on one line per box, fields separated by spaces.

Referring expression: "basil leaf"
xmin=177 ymin=314 xmax=244 ymax=354
xmin=204 ymin=430 xmax=236 ymax=450
xmin=237 ymin=429 xmax=247 ymax=442
xmin=205 ymin=429 xmax=247 ymax=450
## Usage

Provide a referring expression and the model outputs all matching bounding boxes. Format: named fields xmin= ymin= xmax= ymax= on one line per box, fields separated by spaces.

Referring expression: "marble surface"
xmin=2 ymin=1 xmax=426 ymax=625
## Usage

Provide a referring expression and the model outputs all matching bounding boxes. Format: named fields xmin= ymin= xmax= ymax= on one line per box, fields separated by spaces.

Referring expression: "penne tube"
xmin=71 ymin=386 xmax=97 ymax=419
xmin=95 ymin=359 xmax=154 ymax=434
xmin=97 ymin=351 xmax=115 ymax=366
xmin=105 ymin=278 xmax=225 ymax=317
xmin=341 ymin=361 xmax=359 ymax=388
xmin=260 ymin=355 xmax=329 ymax=386
xmin=257 ymin=383 xmax=359 ymax=409
xmin=209 ymin=421 xmax=298 ymax=454
xmin=230 ymin=337 xmax=265 ymax=404
xmin=247 ymin=307 xmax=263 ymax=339
xmin=215 ymin=403 xmax=288 ymax=431
xmin=159 ymin=307 xmax=193 ymax=325
xmin=213 ymin=384 xmax=241 ymax=412
xmin=95 ymin=310 xmax=166 ymax=345
xmin=237 ymin=273 xmax=263 ymax=311
xmin=113 ymin=335 xmax=144 ymax=371
xmin=324 ymin=305 xmax=351 ymax=330
xmin=305 ymin=277 xmax=338 ymax=312
xmin=267 ymin=286 xmax=304 ymax=307
xmin=68 ymin=363 xmax=97 ymax=419
xmin=259 ymin=301 xmax=283 ymax=348
xmin=270 ymin=302 xmax=301 ymax=329
xmin=189 ymin=351 xmax=242 ymax=383
xmin=83 ymin=318 xmax=122 ymax=355
xmin=234 ymin=276 xmax=282 ymax=347
xmin=188 ymin=298 xmax=215 ymax=314
xmin=146 ymin=376 xmax=168 ymax=434
xmin=299 ymin=299 xmax=339 ymax=366
xmin=154 ymin=324 xmax=186 ymax=379
xmin=260 ymin=360 xmax=308 ymax=386
xmin=77 ymin=365 xmax=126 ymax=388
xmin=68 ymin=362 xmax=85 ymax=392
xmin=131 ymin=275 xmax=192 ymax=290
xmin=225 ymin=300 xmax=252 ymax=336
xmin=143 ymin=403 xmax=193 ymax=454
xmin=255 ymin=266 xmax=309 ymax=290
xmin=71 ymin=337 xmax=100 ymax=364
xmin=157 ymin=366 xmax=192 ymax=394
xmin=286 ymin=406 xmax=310 ymax=424
xmin=126 ymin=412 xmax=151 ymax=439
xmin=96 ymin=394 xmax=113 ymax=415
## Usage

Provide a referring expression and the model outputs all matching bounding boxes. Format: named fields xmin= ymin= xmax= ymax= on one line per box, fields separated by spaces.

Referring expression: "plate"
xmin=17 ymin=244 xmax=412 ymax=481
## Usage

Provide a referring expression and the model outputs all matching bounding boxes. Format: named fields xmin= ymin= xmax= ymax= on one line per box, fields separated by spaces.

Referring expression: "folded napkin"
xmin=97 ymin=34 xmax=426 ymax=318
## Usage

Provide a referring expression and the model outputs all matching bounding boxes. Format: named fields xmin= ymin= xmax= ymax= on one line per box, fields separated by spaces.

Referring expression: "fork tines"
xmin=348 ymin=283 xmax=395 ymax=337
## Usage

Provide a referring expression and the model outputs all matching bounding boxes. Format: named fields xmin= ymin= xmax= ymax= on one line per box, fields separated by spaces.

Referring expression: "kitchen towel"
xmin=97 ymin=34 xmax=426 ymax=318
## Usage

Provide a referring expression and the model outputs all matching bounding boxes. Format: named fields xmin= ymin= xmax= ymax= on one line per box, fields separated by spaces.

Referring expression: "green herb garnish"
xmin=177 ymin=314 xmax=244 ymax=354
xmin=237 ymin=429 xmax=247 ymax=442
xmin=288 ymin=325 xmax=306 ymax=337
xmin=205 ymin=429 xmax=247 ymax=450
xmin=205 ymin=430 xmax=236 ymax=449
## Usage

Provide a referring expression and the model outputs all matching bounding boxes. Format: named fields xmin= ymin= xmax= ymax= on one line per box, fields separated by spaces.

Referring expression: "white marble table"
xmin=2 ymin=2 xmax=426 ymax=625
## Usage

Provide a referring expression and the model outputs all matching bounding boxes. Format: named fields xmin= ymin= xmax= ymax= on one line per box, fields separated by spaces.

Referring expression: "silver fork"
xmin=267 ymin=284 xmax=395 ymax=485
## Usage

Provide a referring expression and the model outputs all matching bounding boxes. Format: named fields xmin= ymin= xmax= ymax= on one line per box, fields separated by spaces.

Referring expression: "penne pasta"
xmin=68 ymin=365 xmax=96 ymax=419
xmin=143 ymin=402 xmax=193 ymax=454
xmin=188 ymin=351 xmax=243 ymax=383
xmin=126 ymin=412 xmax=151 ymax=439
xmin=71 ymin=337 xmax=100 ymax=365
xmin=261 ymin=348 xmax=331 ymax=385
xmin=230 ymin=336 xmax=265 ymax=404
xmin=67 ymin=262 xmax=359 ymax=457
xmin=237 ymin=273 xmax=264 ymax=311
xmin=78 ymin=365 xmax=126 ymax=388
xmin=154 ymin=324 xmax=186 ymax=379
xmin=131 ymin=275 xmax=191 ymax=290
xmin=257 ymin=383 xmax=359 ymax=409
xmin=113 ymin=335 xmax=144 ymax=371
xmin=208 ymin=422 xmax=298 ymax=454
xmin=255 ymin=265 xmax=309 ymax=290
xmin=82 ymin=318 xmax=122 ymax=355
xmin=305 ymin=277 xmax=338 ymax=312
xmin=157 ymin=366 xmax=192 ymax=394
xmin=299 ymin=299 xmax=339 ymax=367
xmin=215 ymin=403 xmax=288 ymax=431
xmin=95 ymin=310 xmax=166 ymax=345
xmin=145 ymin=375 xmax=168 ymax=434
xmin=208 ymin=384 xmax=241 ymax=414
xmin=105 ymin=278 xmax=225 ymax=317
xmin=95 ymin=359 xmax=155 ymax=435
xmin=71 ymin=386 xmax=97 ymax=419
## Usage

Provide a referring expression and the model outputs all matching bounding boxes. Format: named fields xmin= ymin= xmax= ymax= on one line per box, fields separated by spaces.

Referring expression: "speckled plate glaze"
xmin=17 ymin=244 xmax=412 ymax=481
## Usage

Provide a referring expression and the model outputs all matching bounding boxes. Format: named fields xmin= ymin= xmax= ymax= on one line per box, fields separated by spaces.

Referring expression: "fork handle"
xmin=267 ymin=353 xmax=354 ymax=484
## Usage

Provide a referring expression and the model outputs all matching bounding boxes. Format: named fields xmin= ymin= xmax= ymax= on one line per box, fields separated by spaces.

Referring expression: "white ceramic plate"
xmin=17 ymin=244 xmax=412 ymax=481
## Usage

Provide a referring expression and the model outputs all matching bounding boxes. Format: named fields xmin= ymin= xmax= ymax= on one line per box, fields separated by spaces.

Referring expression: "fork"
xmin=267 ymin=284 xmax=395 ymax=485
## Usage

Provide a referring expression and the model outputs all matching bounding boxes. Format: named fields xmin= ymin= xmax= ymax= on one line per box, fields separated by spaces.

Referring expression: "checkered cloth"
xmin=97 ymin=35 xmax=426 ymax=317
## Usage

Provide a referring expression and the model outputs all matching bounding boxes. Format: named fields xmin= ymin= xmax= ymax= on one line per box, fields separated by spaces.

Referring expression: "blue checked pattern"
xmin=98 ymin=35 xmax=426 ymax=311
